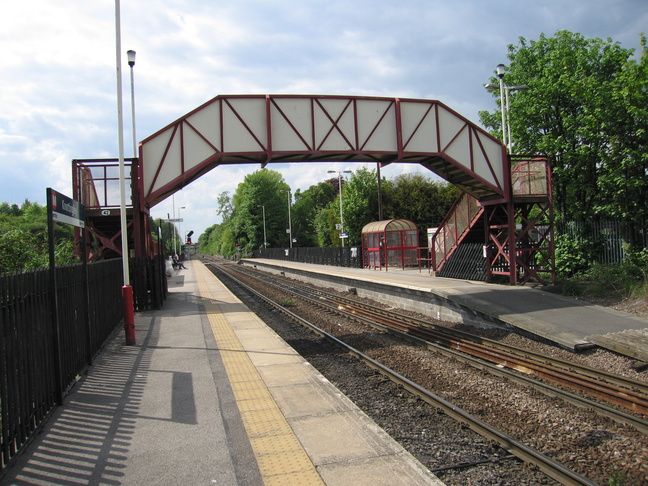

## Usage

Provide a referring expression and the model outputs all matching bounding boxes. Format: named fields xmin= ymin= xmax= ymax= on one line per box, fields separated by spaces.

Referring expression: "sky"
xmin=1 ymin=0 xmax=647 ymax=241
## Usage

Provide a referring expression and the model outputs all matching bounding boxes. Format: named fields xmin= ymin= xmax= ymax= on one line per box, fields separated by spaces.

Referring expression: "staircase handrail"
xmin=431 ymin=192 xmax=483 ymax=271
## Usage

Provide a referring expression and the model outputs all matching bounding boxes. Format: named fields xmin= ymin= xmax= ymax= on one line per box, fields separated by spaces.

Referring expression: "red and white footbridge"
xmin=73 ymin=94 xmax=554 ymax=285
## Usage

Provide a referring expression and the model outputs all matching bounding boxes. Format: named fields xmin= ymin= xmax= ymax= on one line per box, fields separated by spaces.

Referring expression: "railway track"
xmin=222 ymin=263 xmax=648 ymax=429
xmin=210 ymin=262 xmax=613 ymax=485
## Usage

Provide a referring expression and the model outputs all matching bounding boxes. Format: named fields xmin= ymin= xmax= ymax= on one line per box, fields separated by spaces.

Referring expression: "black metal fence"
xmin=253 ymin=246 xmax=363 ymax=268
xmin=0 ymin=256 xmax=166 ymax=476
xmin=131 ymin=255 xmax=168 ymax=311
xmin=557 ymin=220 xmax=648 ymax=264
xmin=249 ymin=220 xmax=648 ymax=282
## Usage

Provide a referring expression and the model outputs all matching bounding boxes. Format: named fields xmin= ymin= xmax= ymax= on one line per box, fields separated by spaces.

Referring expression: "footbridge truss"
xmin=74 ymin=94 xmax=554 ymax=285
xmin=139 ymin=94 xmax=509 ymax=207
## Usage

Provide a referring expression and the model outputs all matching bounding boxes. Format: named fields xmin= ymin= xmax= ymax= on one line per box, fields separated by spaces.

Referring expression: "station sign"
xmin=339 ymin=232 xmax=349 ymax=239
xmin=48 ymin=188 xmax=85 ymax=228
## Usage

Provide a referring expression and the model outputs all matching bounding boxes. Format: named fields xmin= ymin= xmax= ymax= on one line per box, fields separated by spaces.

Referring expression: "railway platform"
xmin=1 ymin=260 xmax=443 ymax=486
xmin=241 ymin=258 xmax=648 ymax=363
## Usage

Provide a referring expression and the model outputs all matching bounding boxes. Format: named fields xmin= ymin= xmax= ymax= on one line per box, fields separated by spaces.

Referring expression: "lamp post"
xmin=327 ymin=169 xmax=352 ymax=247
xmin=281 ymin=189 xmax=292 ymax=248
xmin=258 ymin=205 xmax=267 ymax=249
xmin=177 ymin=206 xmax=186 ymax=255
xmin=127 ymin=49 xmax=137 ymax=158
xmin=496 ymin=64 xmax=507 ymax=150
xmin=485 ymin=64 xmax=529 ymax=153
xmin=113 ymin=0 xmax=135 ymax=345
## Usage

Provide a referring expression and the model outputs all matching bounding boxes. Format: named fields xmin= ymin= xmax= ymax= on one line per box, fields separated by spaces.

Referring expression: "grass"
xmin=559 ymin=261 xmax=648 ymax=314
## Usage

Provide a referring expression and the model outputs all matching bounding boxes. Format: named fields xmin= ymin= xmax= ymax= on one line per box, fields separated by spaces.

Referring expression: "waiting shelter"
xmin=361 ymin=219 xmax=419 ymax=271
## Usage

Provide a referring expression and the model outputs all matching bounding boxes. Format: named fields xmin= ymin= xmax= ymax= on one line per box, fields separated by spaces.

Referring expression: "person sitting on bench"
xmin=172 ymin=254 xmax=186 ymax=270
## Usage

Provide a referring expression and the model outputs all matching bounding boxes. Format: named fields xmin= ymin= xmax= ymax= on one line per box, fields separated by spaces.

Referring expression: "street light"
xmin=258 ymin=205 xmax=267 ymax=249
xmin=327 ymin=169 xmax=352 ymax=247
xmin=485 ymin=64 xmax=529 ymax=153
xmin=281 ymin=189 xmax=292 ymax=248
xmin=127 ymin=49 xmax=137 ymax=158
xmin=177 ymin=206 xmax=186 ymax=255
xmin=114 ymin=0 xmax=135 ymax=345
xmin=496 ymin=64 xmax=507 ymax=150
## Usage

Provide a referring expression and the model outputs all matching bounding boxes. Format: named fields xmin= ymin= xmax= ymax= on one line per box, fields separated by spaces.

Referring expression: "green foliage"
xmin=291 ymin=182 xmax=338 ymax=247
xmin=479 ymin=31 xmax=648 ymax=228
xmin=0 ymin=200 xmax=77 ymax=274
xmin=559 ymin=241 xmax=648 ymax=300
xmin=314 ymin=203 xmax=340 ymax=247
xmin=0 ymin=229 xmax=76 ymax=274
xmin=198 ymin=167 xmax=467 ymax=255
xmin=382 ymin=174 xmax=460 ymax=245
xmin=607 ymin=470 xmax=627 ymax=486
xmin=216 ymin=191 xmax=234 ymax=223
xmin=341 ymin=167 xmax=380 ymax=246
xmin=291 ymin=194 xmax=318 ymax=247
xmin=554 ymin=233 xmax=601 ymax=277
xmin=562 ymin=260 xmax=647 ymax=300
xmin=230 ymin=169 xmax=290 ymax=253
xmin=150 ymin=217 xmax=181 ymax=255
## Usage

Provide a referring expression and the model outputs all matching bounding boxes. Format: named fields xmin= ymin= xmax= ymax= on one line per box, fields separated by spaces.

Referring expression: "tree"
xmin=230 ymin=169 xmax=290 ymax=253
xmin=293 ymin=182 xmax=337 ymax=247
xmin=341 ymin=167 xmax=380 ymax=246
xmin=479 ymin=31 xmax=647 ymax=237
xmin=150 ymin=217 xmax=180 ymax=255
xmin=382 ymin=173 xmax=460 ymax=244
xmin=197 ymin=224 xmax=216 ymax=249
xmin=313 ymin=204 xmax=339 ymax=247
xmin=216 ymin=191 xmax=234 ymax=223
xmin=0 ymin=200 xmax=76 ymax=273
xmin=597 ymin=35 xmax=648 ymax=244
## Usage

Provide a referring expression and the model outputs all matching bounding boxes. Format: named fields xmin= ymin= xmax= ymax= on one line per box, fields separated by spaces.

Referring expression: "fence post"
xmin=47 ymin=199 xmax=64 ymax=406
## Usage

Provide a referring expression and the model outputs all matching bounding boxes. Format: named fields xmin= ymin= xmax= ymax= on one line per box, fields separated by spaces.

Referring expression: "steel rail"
xmin=211 ymin=263 xmax=598 ymax=486
xmin=326 ymin=291 xmax=648 ymax=395
xmin=274 ymin=277 xmax=648 ymax=433
xmin=340 ymin=303 xmax=648 ymax=415
xmin=225 ymin=264 xmax=648 ymax=431
xmin=270 ymin=275 xmax=648 ymax=395
xmin=247 ymin=268 xmax=648 ymax=412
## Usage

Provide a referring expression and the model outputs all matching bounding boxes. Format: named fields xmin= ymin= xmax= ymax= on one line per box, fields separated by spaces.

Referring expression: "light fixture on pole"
xmin=258 ymin=204 xmax=267 ymax=249
xmin=485 ymin=64 xmax=529 ymax=153
xmin=327 ymin=169 xmax=352 ymax=247
xmin=113 ymin=0 xmax=135 ymax=345
xmin=177 ymin=206 xmax=186 ymax=255
xmin=281 ymin=189 xmax=292 ymax=249
xmin=503 ymin=84 xmax=528 ymax=153
xmin=496 ymin=64 xmax=507 ymax=150
xmin=127 ymin=49 xmax=137 ymax=158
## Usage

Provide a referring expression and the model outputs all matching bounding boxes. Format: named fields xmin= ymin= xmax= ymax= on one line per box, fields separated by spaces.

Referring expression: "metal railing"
xmin=431 ymin=192 xmax=484 ymax=272
xmin=557 ymin=220 xmax=648 ymax=264
xmin=253 ymin=246 xmax=363 ymax=268
xmin=0 ymin=256 xmax=166 ymax=477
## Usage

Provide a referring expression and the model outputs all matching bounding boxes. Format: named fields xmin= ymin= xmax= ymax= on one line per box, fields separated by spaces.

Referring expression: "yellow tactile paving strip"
xmin=194 ymin=263 xmax=325 ymax=486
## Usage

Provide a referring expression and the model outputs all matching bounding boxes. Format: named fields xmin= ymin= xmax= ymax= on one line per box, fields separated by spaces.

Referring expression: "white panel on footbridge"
xmin=139 ymin=95 xmax=507 ymax=207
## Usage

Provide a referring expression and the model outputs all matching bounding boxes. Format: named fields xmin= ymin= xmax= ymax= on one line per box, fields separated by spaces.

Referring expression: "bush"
xmin=554 ymin=233 xmax=602 ymax=277
xmin=0 ymin=229 xmax=77 ymax=274
xmin=562 ymin=259 xmax=647 ymax=300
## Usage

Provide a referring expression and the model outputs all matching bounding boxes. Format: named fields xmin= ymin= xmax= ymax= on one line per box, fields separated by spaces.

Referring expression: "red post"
xmin=122 ymin=285 xmax=136 ymax=345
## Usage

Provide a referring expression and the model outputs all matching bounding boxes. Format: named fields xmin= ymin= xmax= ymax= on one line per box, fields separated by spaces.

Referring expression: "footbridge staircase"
xmin=431 ymin=157 xmax=554 ymax=285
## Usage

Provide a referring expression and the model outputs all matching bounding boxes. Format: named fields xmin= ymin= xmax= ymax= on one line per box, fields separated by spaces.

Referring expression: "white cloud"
xmin=2 ymin=0 xmax=647 ymax=241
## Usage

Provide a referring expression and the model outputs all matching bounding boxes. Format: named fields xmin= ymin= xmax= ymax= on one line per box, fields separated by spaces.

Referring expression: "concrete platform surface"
xmin=1 ymin=260 xmax=443 ymax=486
